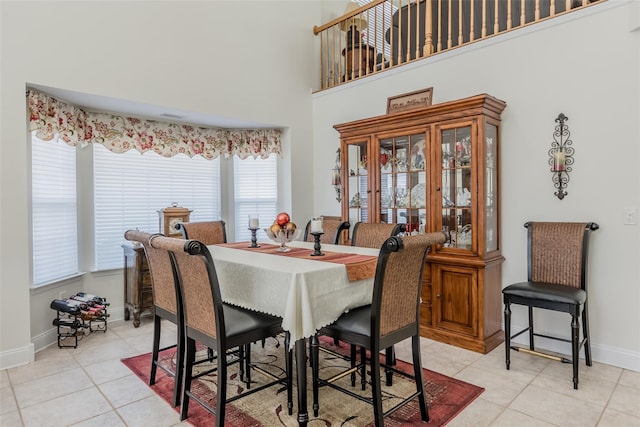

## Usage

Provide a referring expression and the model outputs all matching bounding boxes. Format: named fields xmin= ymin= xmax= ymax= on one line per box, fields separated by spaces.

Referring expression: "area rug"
xmin=121 ymin=336 xmax=483 ymax=426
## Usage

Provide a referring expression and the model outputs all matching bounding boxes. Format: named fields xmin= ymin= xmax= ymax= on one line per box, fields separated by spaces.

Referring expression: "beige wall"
xmin=0 ymin=0 xmax=320 ymax=368
xmin=312 ymin=1 xmax=640 ymax=370
xmin=1 ymin=0 xmax=638 ymax=372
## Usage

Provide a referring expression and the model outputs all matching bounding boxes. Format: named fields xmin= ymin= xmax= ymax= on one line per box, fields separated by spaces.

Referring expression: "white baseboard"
xmin=509 ymin=322 xmax=640 ymax=372
xmin=0 ymin=342 xmax=34 ymax=370
xmin=31 ymin=327 xmax=59 ymax=353
xmin=1 ymin=307 xmax=127 ymax=369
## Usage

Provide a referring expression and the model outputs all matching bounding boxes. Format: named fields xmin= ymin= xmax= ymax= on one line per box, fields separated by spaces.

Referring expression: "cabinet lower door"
xmin=433 ymin=264 xmax=478 ymax=337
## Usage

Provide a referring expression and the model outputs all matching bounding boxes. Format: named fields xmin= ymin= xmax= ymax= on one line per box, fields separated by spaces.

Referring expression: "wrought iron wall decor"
xmin=548 ymin=113 xmax=574 ymax=200
xmin=332 ymin=148 xmax=342 ymax=202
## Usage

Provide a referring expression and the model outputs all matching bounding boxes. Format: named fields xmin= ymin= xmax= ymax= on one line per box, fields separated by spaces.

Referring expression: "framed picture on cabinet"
xmin=387 ymin=87 xmax=433 ymax=114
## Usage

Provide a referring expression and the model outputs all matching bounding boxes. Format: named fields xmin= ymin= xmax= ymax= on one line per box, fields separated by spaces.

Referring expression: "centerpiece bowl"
xmin=263 ymin=227 xmax=303 ymax=252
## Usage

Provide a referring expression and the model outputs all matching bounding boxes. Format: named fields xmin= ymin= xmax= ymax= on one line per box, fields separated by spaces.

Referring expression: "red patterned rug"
xmin=121 ymin=336 xmax=483 ymax=426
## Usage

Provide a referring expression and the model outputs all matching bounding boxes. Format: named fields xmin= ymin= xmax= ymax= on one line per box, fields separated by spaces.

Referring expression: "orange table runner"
xmin=217 ymin=242 xmax=377 ymax=282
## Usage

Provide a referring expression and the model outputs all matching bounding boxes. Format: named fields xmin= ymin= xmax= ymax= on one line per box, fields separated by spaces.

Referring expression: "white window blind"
xmin=93 ymin=144 xmax=220 ymax=270
xmin=31 ymin=133 xmax=79 ymax=286
xmin=234 ymin=155 xmax=278 ymax=241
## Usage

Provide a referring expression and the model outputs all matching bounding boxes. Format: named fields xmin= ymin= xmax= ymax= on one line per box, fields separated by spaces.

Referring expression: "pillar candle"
xmin=311 ymin=218 xmax=323 ymax=233
xmin=249 ymin=216 xmax=259 ymax=228
xmin=553 ymin=151 xmax=566 ymax=172
xmin=332 ymin=170 xmax=340 ymax=186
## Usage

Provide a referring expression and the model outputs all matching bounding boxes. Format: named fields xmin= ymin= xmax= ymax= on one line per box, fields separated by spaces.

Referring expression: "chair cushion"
xmin=325 ymin=305 xmax=372 ymax=338
xmin=223 ymin=304 xmax=282 ymax=339
xmin=503 ymin=281 xmax=586 ymax=305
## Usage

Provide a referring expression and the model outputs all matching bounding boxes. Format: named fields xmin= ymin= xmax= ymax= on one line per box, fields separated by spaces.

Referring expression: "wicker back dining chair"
xmin=124 ymin=230 xmax=184 ymax=407
xmin=350 ymin=222 xmax=406 ymax=249
xmin=503 ymin=221 xmax=599 ymax=389
xmin=174 ymin=220 xmax=227 ymax=245
xmin=348 ymin=221 xmax=407 ymax=385
xmin=148 ymin=235 xmax=291 ymax=425
xmin=311 ymin=232 xmax=447 ymax=426
xmin=303 ymin=217 xmax=350 ymax=245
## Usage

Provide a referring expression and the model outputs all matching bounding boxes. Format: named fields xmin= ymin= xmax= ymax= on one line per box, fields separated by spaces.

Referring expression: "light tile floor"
xmin=1 ymin=317 xmax=639 ymax=427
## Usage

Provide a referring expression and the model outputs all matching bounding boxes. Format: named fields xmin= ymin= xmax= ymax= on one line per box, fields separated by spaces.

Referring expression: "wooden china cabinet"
xmin=335 ymin=93 xmax=506 ymax=353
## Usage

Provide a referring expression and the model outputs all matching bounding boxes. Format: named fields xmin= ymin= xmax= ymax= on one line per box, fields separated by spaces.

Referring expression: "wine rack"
xmin=50 ymin=293 xmax=110 ymax=348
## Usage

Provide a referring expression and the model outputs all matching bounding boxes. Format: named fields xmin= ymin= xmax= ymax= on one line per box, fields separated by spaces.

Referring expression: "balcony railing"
xmin=313 ymin=0 xmax=603 ymax=90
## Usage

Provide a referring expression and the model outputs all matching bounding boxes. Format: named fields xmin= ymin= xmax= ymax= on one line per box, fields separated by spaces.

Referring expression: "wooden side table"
xmin=122 ymin=244 xmax=154 ymax=327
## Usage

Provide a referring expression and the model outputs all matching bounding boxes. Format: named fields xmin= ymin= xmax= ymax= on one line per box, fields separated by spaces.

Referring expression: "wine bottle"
xmin=50 ymin=299 xmax=81 ymax=315
xmin=52 ymin=318 xmax=88 ymax=329
xmin=75 ymin=292 xmax=110 ymax=306
xmin=70 ymin=295 xmax=106 ymax=309
xmin=63 ymin=299 xmax=89 ymax=310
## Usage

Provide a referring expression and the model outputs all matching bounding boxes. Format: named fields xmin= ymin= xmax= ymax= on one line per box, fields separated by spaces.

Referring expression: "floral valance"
xmin=27 ymin=89 xmax=282 ymax=159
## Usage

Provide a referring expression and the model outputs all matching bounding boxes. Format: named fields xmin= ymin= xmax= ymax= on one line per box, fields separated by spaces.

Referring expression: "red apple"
xmin=276 ymin=212 xmax=290 ymax=226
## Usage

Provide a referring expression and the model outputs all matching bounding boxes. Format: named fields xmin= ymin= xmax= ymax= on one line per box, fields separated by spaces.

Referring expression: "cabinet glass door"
xmin=440 ymin=125 xmax=473 ymax=250
xmin=379 ymin=133 xmax=427 ymax=233
xmin=346 ymin=141 xmax=370 ymax=225
xmin=485 ymin=123 xmax=498 ymax=252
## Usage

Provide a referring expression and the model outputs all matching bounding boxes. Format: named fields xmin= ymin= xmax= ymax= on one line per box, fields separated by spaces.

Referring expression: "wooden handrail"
xmin=313 ymin=0 xmax=388 ymax=35
xmin=313 ymin=0 xmax=604 ymax=91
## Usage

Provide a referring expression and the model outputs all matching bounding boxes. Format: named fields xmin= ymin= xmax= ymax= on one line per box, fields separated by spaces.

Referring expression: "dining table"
xmin=208 ymin=239 xmax=380 ymax=426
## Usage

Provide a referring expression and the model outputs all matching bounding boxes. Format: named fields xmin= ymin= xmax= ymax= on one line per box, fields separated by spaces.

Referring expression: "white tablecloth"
xmin=208 ymin=240 xmax=379 ymax=341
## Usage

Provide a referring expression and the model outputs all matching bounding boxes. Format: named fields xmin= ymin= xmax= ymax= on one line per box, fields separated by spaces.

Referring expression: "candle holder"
xmin=310 ymin=232 xmax=325 ymax=256
xmin=248 ymin=227 xmax=261 ymax=248
xmin=547 ymin=113 xmax=574 ymax=200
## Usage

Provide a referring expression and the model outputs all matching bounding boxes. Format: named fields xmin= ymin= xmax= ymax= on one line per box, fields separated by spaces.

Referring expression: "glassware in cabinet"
xmin=440 ymin=125 xmax=473 ymax=250
xmin=345 ymin=141 xmax=370 ymax=226
xmin=485 ymin=123 xmax=498 ymax=252
xmin=378 ymin=134 xmax=427 ymax=233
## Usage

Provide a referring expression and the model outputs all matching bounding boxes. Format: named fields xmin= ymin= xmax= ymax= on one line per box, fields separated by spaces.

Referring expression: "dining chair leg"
xmin=504 ymin=301 xmax=511 ymax=370
xmin=412 ymin=335 xmax=429 ymax=422
xmin=149 ymin=315 xmax=161 ymax=386
xmin=582 ymin=303 xmax=592 ymax=366
xmin=571 ymin=313 xmax=580 ymax=390
xmin=385 ymin=346 xmax=395 ymax=386
xmin=172 ymin=319 xmax=184 ymax=408
xmin=370 ymin=349 xmax=384 ymax=427
xmin=238 ymin=345 xmax=245 ymax=383
xmin=360 ymin=346 xmax=367 ymax=390
xmin=528 ymin=306 xmax=535 ymax=350
xmin=215 ymin=351 xmax=227 ymax=427
xmin=180 ymin=338 xmax=196 ymax=421
xmin=350 ymin=344 xmax=357 ymax=386
xmin=245 ymin=344 xmax=252 ymax=388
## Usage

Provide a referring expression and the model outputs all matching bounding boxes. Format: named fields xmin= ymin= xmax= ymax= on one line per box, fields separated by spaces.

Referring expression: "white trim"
xmin=31 ymin=327 xmax=60 ymax=353
xmin=0 ymin=343 xmax=34 ymax=371
xmin=29 ymin=272 xmax=85 ymax=294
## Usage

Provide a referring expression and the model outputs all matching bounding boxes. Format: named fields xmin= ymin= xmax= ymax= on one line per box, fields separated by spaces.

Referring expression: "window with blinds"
xmin=234 ymin=155 xmax=278 ymax=241
xmin=31 ymin=133 xmax=79 ymax=287
xmin=93 ymin=144 xmax=221 ymax=270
